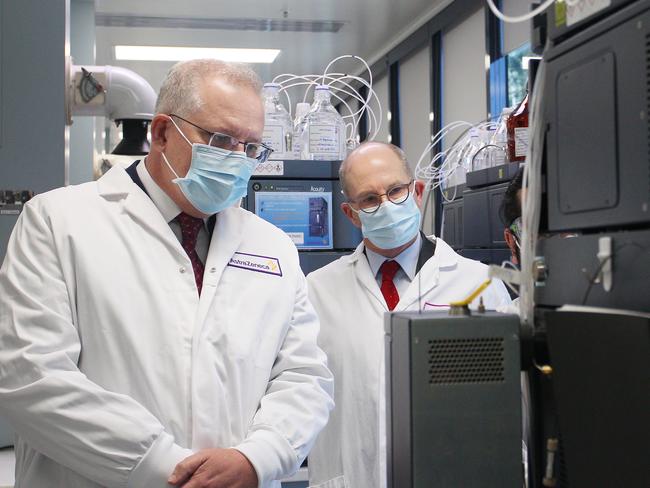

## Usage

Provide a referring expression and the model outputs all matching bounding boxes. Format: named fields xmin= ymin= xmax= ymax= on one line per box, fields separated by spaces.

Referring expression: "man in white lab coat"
xmin=306 ymin=142 xmax=511 ymax=488
xmin=0 ymin=59 xmax=333 ymax=488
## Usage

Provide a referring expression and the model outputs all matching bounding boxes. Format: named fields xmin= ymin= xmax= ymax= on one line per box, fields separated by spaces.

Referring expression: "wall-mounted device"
xmin=65 ymin=60 xmax=157 ymax=168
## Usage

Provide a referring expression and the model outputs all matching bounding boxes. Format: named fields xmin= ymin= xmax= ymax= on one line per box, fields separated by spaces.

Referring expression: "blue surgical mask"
xmin=357 ymin=194 xmax=421 ymax=249
xmin=162 ymin=119 xmax=258 ymax=215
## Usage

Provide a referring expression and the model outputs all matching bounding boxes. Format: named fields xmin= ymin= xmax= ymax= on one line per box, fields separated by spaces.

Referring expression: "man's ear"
xmin=341 ymin=202 xmax=361 ymax=229
xmin=504 ymin=229 xmax=519 ymax=265
xmin=150 ymin=114 xmax=171 ymax=153
xmin=413 ymin=180 xmax=426 ymax=208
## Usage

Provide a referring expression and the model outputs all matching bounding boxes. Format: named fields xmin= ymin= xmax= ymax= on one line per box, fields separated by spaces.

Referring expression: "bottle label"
xmin=293 ymin=138 xmax=302 ymax=159
xmin=309 ymin=125 xmax=339 ymax=156
xmin=263 ymin=125 xmax=285 ymax=155
xmin=514 ymin=127 xmax=528 ymax=157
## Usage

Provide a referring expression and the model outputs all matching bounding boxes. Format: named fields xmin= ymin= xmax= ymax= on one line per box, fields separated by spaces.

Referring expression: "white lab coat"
xmin=306 ymin=237 xmax=511 ymax=488
xmin=0 ymin=166 xmax=334 ymax=488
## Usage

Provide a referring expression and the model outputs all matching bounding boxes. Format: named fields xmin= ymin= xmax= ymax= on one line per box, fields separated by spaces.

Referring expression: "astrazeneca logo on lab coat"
xmin=227 ymin=252 xmax=283 ymax=277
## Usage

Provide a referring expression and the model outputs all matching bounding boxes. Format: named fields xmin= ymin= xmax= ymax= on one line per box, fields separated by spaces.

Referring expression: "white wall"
xmin=441 ymin=5 xmax=487 ymax=186
xmin=399 ymin=46 xmax=431 ymax=173
xmin=371 ymin=74 xmax=390 ymax=144
xmin=502 ymin=0 xmax=533 ymax=53
xmin=398 ymin=46 xmax=435 ymax=234
xmin=442 ymin=5 xmax=487 ymax=136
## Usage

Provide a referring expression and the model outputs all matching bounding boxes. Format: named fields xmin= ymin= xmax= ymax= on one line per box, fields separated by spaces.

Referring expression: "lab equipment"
xmin=262 ymin=83 xmax=293 ymax=160
xmin=292 ymin=102 xmax=311 ymax=159
xmin=506 ymin=92 xmax=529 ymax=163
xmin=499 ymin=2 xmax=650 ymax=487
xmin=450 ymin=168 xmax=519 ymax=265
xmin=253 ymin=188 xmax=333 ymax=250
xmin=244 ymin=161 xmax=362 ymax=274
xmin=271 ymin=55 xmax=384 ymax=149
xmin=540 ymin=309 xmax=650 ymax=488
xmin=489 ymin=107 xmax=513 ymax=166
xmin=385 ymin=311 xmax=524 ymax=488
xmin=300 ymin=85 xmax=346 ymax=161
xmin=465 ymin=128 xmax=481 ymax=170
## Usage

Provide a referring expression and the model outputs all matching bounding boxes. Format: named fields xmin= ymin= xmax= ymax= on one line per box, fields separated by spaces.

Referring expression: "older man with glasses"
xmin=0 ymin=59 xmax=333 ymax=488
xmin=306 ymin=141 xmax=511 ymax=488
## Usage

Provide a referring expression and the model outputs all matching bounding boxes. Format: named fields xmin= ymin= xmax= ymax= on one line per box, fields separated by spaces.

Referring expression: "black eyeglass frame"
xmin=169 ymin=113 xmax=273 ymax=162
xmin=347 ymin=180 xmax=415 ymax=214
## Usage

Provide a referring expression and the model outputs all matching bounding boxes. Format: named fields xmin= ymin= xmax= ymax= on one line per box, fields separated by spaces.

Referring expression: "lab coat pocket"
xmin=210 ymin=264 xmax=287 ymax=368
xmin=309 ymin=476 xmax=348 ymax=488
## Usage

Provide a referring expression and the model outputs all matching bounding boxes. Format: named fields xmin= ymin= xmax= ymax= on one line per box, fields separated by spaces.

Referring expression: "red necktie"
xmin=176 ymin=212 xmax=205 ymax=295
xmin=380 ymin=260 xmax=401 ymax=311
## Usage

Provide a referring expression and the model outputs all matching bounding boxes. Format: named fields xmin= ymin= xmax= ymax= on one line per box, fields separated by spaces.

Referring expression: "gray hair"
xmin=155 ymin=59 xmax=262 ymax=116
xmin=339 ymin=142 xmax=413 ymax=197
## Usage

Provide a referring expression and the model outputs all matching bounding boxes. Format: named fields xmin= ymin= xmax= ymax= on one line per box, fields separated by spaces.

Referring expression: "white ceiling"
xmin=94 ymin=0 xmax=454 ymax=93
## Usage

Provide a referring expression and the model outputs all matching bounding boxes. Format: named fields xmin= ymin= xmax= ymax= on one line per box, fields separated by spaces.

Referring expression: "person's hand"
xmin=168 ymin=448 xmax=258 ymax=488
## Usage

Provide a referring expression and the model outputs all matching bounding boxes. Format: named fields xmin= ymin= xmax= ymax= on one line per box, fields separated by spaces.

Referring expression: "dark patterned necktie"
xmin=176 ymin=212 xmax=205 ymax=295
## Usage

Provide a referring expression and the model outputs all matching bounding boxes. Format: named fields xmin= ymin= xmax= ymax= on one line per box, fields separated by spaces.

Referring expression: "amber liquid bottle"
xmin=506 ymin=92 xmax=529 ymax=162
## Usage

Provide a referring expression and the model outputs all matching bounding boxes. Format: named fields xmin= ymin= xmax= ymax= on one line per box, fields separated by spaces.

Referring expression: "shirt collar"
xmin=365 ymin=232 xmax=421 ymax=281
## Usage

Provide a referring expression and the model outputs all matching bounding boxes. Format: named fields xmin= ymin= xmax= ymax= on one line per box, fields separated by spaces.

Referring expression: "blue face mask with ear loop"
xmin=355 ymin=193 xmax=422 ymax=249
xmin=161 ymin=118 xmax=259 ymax=215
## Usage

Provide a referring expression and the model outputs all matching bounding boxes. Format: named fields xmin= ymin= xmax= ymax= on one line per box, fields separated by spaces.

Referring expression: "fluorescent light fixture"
xmin=115 ymin=45 xmax=280 ymax=63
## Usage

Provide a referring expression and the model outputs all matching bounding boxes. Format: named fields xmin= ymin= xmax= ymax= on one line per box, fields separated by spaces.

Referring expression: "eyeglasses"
xmin=169 ymin=113 xmax=273 ymax=162
xmin=348 ymin=180 xmax=414 ymax=214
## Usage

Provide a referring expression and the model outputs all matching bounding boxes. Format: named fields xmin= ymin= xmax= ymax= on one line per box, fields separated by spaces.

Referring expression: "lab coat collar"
xmin=346 ymin=239 xmax=369 ymax=264
xmin=350 ymin=243 xmax=387 ymax=310
xmin=96 ymin=164 xmax=134 ymax=198
xmin=425 ymin=237 xmax=458 ymax=269
xmin=96 ymin=165 xmax=188 ymax=260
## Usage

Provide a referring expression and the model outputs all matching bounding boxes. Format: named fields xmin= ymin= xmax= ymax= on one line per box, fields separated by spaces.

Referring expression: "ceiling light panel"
xmin=114 ymin=45 xmax=281 ymax=63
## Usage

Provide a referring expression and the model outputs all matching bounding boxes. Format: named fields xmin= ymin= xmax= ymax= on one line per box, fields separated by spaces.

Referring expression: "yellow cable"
xmin=449 ymin=279 xmax=492 ymax=307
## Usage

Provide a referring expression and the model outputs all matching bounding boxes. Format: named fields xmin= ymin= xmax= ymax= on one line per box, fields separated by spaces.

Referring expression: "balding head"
xmin=339 ymin=142 xmax=413 ymax=198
